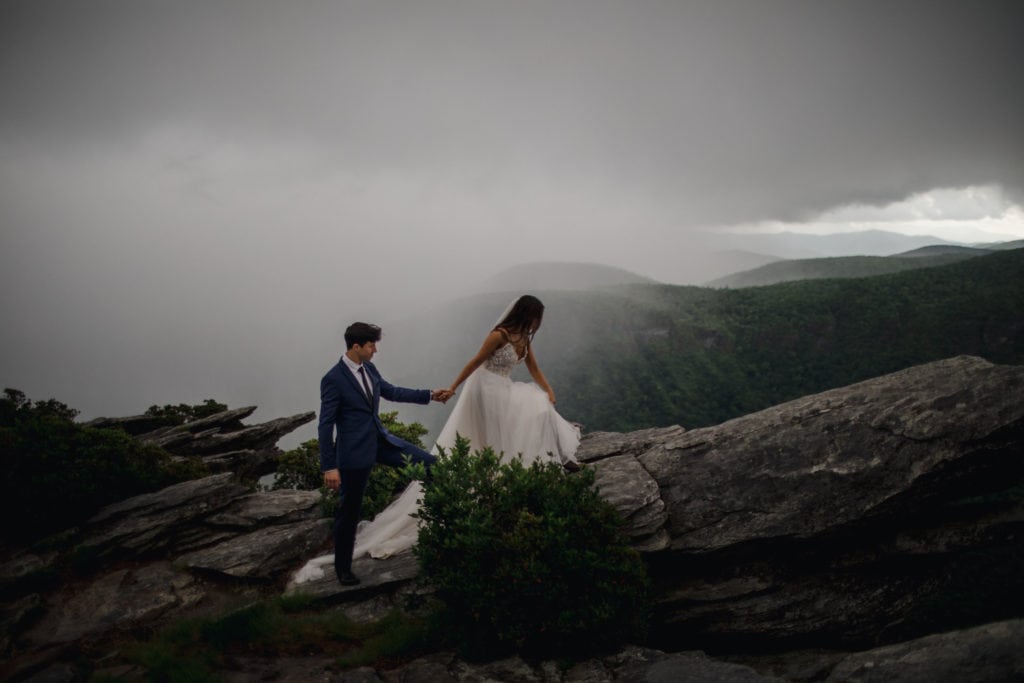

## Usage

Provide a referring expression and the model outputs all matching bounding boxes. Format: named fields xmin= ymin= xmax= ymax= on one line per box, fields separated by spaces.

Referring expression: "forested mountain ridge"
xmin=541 ymin=248 xmax=1024 ymax=432
xmin=705 ymin=238 xmax=1022 ymax=288
xmin=705 ymin=252 xmax=981 ymax=288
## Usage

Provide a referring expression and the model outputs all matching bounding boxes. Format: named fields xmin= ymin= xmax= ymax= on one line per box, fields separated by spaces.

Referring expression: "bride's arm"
xmin=447 ymin=330 xmax=506 ymax=393
xmin=524 ymin=346 xmax=557 ymax=404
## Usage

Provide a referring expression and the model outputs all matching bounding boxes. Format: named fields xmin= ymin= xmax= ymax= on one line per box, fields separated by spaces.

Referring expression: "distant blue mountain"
xmin=707 ymin=237 xmax=1021 ymax=287
xmin=705 ymin=253 xmax=979 ymax=288
xmin=704 ymin=229 xmax=961 ymax=259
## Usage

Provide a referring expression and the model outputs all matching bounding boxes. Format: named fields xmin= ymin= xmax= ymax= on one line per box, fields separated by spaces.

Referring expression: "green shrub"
xmin=271 ymin=412 xmax=429 ymax=520
xmin=144 ymin=399 xmax=229 ymax=427
xmin=414 ymin=435 xmax=649 ymax=659
xmin=0 ymin=389 xmax=208 ymax=546
xmin=272 ymin=439 xmax=324 ymax=492
xmin=126 ymin=597 xmax=442 ymax=678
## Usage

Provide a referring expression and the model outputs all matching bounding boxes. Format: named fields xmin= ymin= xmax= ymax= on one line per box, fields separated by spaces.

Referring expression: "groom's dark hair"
xmin=344 ymin=322 xmax=382 ymax=349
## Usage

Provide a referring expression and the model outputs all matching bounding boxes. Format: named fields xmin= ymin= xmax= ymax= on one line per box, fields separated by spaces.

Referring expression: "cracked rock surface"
xmin=4 ymin=356 xmax=1022 ymax=682
xmin=578 ymin=356 xmax=1024 ymax=650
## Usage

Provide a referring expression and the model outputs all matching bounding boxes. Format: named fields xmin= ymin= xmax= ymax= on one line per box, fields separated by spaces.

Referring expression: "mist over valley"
xmin=346 ymin=240 xmax=1024 ymax=447
xmin=5 ymin=231 xmax=1020 ymax=454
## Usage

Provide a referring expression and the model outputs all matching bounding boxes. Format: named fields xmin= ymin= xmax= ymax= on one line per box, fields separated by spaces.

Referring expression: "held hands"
xmin=431 ymin=388 xmax=455 ymax=403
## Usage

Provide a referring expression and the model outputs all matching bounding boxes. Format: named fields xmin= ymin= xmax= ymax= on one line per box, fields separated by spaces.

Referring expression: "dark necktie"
xmin=357 ymin=366 xmax=373 ymax=401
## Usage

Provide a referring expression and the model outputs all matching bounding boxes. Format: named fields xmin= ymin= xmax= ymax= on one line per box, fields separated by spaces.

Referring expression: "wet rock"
xmin=206 ymin=489 xmax=323 ymax=528
xmin=824 ymin=619 xmax=1024 ymax=683
xmin=84 ymin=413 xmax=170 ymax=436
xmin=178 ymin=518 xmax=331 ymax=580
xmin=631 ymin=356 xmax=1024 ymax=649
xmin=139 ymin=409 xmax=315 ymax=456
xmin=640 ymin=355 xmax=1024 ymax=553
xmin=577 ymin=425 xmax=686 ymax=463
xmin=590 ymin=454 xmax=670 ymax=551
xmin=383 ymin=652 xmax=457 ymax=682
xmin=136 ymin=406 xmax=259 ymax=450
xmin=0 ymin=593 xmax=42 ymax=652
xmin=22 ymin=562 xmax=203 ymax=647
xmin=79 ymin=473 xmax=250 ymax=560
xmin=285 ymin=549 xmax=421 ymax=601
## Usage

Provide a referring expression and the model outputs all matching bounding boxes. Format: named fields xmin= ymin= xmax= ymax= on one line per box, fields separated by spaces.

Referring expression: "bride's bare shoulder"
xmin=481 ymin=328 xmax=509 ymax=351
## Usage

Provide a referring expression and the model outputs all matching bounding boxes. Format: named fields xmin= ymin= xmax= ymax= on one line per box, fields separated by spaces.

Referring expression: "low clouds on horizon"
xmin=1 ymin=0 xmax=1022 ymax=425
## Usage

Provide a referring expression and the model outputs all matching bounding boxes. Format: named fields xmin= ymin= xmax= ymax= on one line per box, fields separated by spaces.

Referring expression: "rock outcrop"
xmin=3 ymin=355 xmax=1023 ymax=681
xmin=578 ymin=355 xmax=1024 ymax=651
xmin=7 ymin=476 xmax=330 ymax=668
xmin=87 ymin=406 xmax=315 ymax=477
xmin=139 ymin=621 xmax=1022 ymax=682
xmin=1 ymin=407 xmax=323 ymax=681
xmin=823 ymin=619 xmax=1024 ymax=683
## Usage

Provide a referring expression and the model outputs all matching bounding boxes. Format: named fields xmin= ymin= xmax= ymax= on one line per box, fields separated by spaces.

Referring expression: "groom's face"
xmin=353 ymin=341 xmax=377 ymax=363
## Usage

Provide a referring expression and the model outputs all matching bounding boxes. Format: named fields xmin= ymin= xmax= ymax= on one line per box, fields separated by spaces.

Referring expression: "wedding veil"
xmin=492 ymin=296 xmax=520 ymax=330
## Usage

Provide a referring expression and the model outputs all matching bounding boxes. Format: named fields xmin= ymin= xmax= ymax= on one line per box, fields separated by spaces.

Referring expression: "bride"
xmin=435 ymin=293 xmax=582 ymax=469
xmin=292 ymin=295 xmax=581 ymax=581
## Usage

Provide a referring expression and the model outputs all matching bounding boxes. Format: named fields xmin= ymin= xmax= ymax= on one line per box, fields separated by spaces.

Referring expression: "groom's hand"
xmin=323 ymin=469 xmax=340 ymax=492
xmin=431 ymin=389 xmax=454 ymax=403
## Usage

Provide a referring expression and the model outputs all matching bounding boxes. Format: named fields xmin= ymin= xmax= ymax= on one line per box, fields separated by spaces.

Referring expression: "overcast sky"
xmin=1 ymin=0 xmax=1022 ymax=430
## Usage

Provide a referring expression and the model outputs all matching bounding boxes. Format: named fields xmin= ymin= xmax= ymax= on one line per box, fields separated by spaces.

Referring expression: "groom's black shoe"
xmin=338 ymin=571 xmax=361 ymax=586
xmin=563 ymin=461 xmax=582 ymax=473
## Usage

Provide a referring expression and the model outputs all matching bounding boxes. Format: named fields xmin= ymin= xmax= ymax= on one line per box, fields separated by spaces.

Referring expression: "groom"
xmin=319 ymin=322 xmax=451 ymax=586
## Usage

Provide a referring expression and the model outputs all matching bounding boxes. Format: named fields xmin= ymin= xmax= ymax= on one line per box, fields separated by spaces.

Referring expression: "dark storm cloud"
xmin=2 ymin=0 xmax=1021 ymax=224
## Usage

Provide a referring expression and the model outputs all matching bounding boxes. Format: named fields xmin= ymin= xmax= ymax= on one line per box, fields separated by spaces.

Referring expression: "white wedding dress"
xmin=291 ymin=342 xmax=581 ymax=584
xmin=434 ymin=342 xmax=582 ymax=467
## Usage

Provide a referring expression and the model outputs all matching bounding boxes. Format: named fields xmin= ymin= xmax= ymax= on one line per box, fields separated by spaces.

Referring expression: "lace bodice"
xmin=483 ymin=343 xmax=525 ymax=378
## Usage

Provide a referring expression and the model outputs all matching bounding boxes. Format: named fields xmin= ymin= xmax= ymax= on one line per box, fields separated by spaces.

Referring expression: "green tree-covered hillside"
xmin=541 ymin=248 xmax=1024 ymax=431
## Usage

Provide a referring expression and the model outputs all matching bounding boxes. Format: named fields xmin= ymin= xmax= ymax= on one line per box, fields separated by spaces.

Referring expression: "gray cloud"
xmin=3 ymin=1 xmax=1021 ymax=217
xmin=1 ymin=0 xmax=1022 ymax=435
xmin=819 ymin=186 xmax=1018 ymax=223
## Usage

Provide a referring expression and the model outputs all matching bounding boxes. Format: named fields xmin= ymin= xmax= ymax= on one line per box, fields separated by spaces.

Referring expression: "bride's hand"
xmin=547 ymin=391 xmax=556 ymax=404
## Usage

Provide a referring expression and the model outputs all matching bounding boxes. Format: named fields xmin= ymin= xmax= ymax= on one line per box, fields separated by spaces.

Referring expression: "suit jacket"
xmin=318 ymin=358 xmax=430 ymax=471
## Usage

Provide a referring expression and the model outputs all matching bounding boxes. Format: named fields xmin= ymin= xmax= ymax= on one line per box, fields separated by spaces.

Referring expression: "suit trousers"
xmin=333 ymin=436 xmax=436 ymax=579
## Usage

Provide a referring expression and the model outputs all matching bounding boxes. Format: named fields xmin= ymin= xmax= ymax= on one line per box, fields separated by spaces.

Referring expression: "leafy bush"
xmin=271 ymin=412 xmax=429 ymax=520
xmin=0 ymin=389 xmax=207 ymax=546
xmin=414 ymin=435 xmax=649 ymax=659
xmin=144 ymin=399 xmax=229 ymax=426
xmin=272 ymin=439 xmax=324 ymax=492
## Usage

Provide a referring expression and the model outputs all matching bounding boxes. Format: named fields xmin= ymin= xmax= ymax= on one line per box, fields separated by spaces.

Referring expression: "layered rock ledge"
xmin=3 ymin=355 xmax=1022 ymax=682
xmin=88 ymin=406 xmax=315 ymax=478
xmin=578 ymin=355 xmax=1024 ymax=651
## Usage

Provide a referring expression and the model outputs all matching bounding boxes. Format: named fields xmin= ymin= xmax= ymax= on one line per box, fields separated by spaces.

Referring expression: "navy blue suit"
xmin=318 ymin=358 xmax=435 ymax=579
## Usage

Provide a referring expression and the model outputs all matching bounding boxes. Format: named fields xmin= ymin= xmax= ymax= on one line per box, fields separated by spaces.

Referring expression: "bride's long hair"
xmin=494 ymin=295 xmax=544 ymax=342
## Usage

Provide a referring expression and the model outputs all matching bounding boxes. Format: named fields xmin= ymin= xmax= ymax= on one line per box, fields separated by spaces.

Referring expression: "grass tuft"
xmin=120 ymin=595 xmax=445 ymax=679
